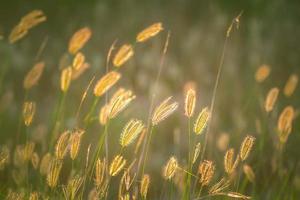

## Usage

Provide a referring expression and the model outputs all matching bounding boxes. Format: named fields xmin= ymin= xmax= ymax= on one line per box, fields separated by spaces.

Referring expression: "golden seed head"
xmin=9 ymin=10 xmax=46 ymax=43
xmin=208 ymin=178 xmax=231 ymax=194
xmin=109 ymin=155 xmax=126 ymax=176
xmin=68 ymin=27 xmax=92 ymax=55
xmin=240 ymin=135 xmax=255 ymax=161
xmin=62 ymin=175 xmax=83 ymax=200
xmin=71 ymin=62 xmax=90 ymax=80
xmin=265 ymin=87 xmax=279 ymax=112
xmin=108 ymin=89 xmax=136 ymax=119
xmin=136 ymin=22 xmax=163 ymax=43
xmin=23 ymin=61 xmax=45 ymax=90
xmin=99 ymin=104 xmax=110 ymax=125
xmin=55 ymin=130 xmax=71 ymax=159
xmin=113 ymin=44 xmax=134 ymax=67
xmin=40 ymin=153 xmax=52 ymax=175
xmin=255 ymin=64 xmax=270 ymax=83
xmin=120 ymin=119 xmax=145 ymax=147
xmin=23 ymin=101 xmax=36 ymax=126
xmin=226 ymin=192 xmax=251 ymax=199
xmin=140 ymin=174 xmax=150 ymax=198
xmin=198 ymin=160 xmax=215 ymax=186
xmin=0 ymin=146 xmax=10 ymax=170
xmin=31 ymin=152 xmax=39 ymax=169
xmin=224 ymin=148 xmax=239 ymax=174
xmin=60 ymin=67 xmax=73 ymax=92
xmin=29 ymin=192 xmax=39 ymax=200
xmin=163 ymin=156 xmax=178 ymax=180
xmin=23 ymin=142 xmax=35 ymax=161
xmin=278 ymin=106 xmax=294 ymax=143
xmin=72 ymin=52 xmax=85 ymax=70
xmin=95 ymin=158 xmax=106 ymax=188
xmin=284 ymin=74 xmax=298 ymax=97
xmin=152 ymin=96 xmax=178 ymax=126
xmin=184 ymin=88 xmax=196 ymax=117
xmin=243 ymin=164 xmax=255 ymax=183
xmin=192 ymin=142 xmax=201 ymax=164
xmin=69 ymin=129 xmax=85 ymax=160
xmin=47 ymin=158 xmax=63 ymax=188
xmin=93 ymin=71 xmax=121 ymax=97
xmin=194 ymin=107 xmax=210 ymax=135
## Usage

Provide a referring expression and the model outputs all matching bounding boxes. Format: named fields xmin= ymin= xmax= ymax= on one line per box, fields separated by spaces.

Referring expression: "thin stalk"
xmin=183 ymin=118 xmax=192 ymax=200
xmin=141 ymin=126 xmax=154 ymax=176
xmin=197 ymin=185 xmax=203 ymax=199
xmin=84 ymin=96 xmax=100 ymax=128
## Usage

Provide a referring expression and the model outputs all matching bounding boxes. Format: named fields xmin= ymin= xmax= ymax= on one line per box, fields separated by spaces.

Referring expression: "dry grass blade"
xmin=60 ymin=67 xmax=73 ymax=92
xmin=209 ymin=178 xmax=231 ymax=194
xmin=68 ymin=27 xmax=92 ymax=54
xmin=120 ymin=119 xmax=145 ymax=147
xmin=109 ymin=155 xmax=126 ymax=176
xmin=93 ymin=71 xmax=121 ymax=97
xmin=9 ymin=10 xmax=46 ymax=43
xmin=23 ymin=62 xmax=45 ymax=90
xmin=239 ymin=135 xmax=255 ymax=161
xmin=194 ymin=107 xmax=210 ymax=135
xmin=163 ymin=156 xmax=178 ymax=180
xmin=264 ymin=87 xmax=279 ymax=112
xmin=136 ymin=22 xmax=163 ymax=42
xmin=184 ymin=88 xmax=196 ymax=118
xmin=152 ymin=96 xmax=178 ymax=126
xmin=23 ymin=101 xmax=36 ymax=126
xmin=113 ymin=44 xmax=134 ymax=67
xmin=226 ymin=192 xmax=251 ymax=199
xmin=255 ymin=64 xmax=270 ymax=83
xmin=284 ymin=74 xmax=298 ymax=97
xmin=198 ymin=160 xmax=215 ymax=186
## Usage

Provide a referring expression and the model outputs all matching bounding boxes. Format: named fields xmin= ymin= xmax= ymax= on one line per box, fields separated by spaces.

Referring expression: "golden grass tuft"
xmin=55 ymin=130 xmax=70 ymax=160
xmin=152 ymin=96 xmax=178 ymax=126
xmin=224 ymin=148 xmax=239 ymax=174
xmin=23 ymin=62 xmax=45 ymax=90
xmin=255 ymin=64 xmax=270 ymax=83
xmin=72 ymin=52 xmax=85 ymax=70
xmin=95 ymin=158 xmax=106 ymax=188
xmin=163 ymin=156 xmax=178 ymax=180
xmin=184 ymin=88 xmax=196 ymax=118
xmin=198 ymin=160 xmax=215 ymax=186
xmin=68 ymin=27 xmax=92 ymax=55
xmin=264 ymin=87 xmax=279 ymax=112
xmin=47 ymin=158 xmax=63 ymax=188
xmin=109 ymin=155 xmax=126 ymax=176
xmin=93 ymin=71 xmax=121 ymax=97
xmin=192 ymin=142 xmax=201 ymax=164
xmin=62 ymin=176 xmax=83 ymax=200
xmin=113 ymin=44 xmax=134 ymax=67
xmin=69 ymin=129 xmax=85 ymax=160
xmin=278 ymin=106 xmax=294 ymax=143
xmin=60 ymin=67 xmax=73 ymax=92
xmin=140 ymin=174 xmax=150 ymax=198
xmin=136 ymin=22 xmax=163 ymax=43
xmin=194 ymin=107 xmax=210 ymax=135
xmin=39 ymin=153 xmax=52 ymax=175
xmin=239 ymin=135 xmax=255 ymax=161
xmin=283 ymin=74 xmax=298 ymax=97
xmin=23 ymin=101 xmax=36 ymax=126
xmin=120 ymin=119 xmax=145 ymax=147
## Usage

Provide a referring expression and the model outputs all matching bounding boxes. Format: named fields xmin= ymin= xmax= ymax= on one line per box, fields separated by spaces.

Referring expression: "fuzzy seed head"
xmin=163 ymin=156 xmax=178 ymax=180
xmin=113 ymin=44 xmax=134 ymax=67
xmin=62 ymin=176 xmax=83 ymax=200
xmin=99 ymin=104 xmax=109 ymax=125
xmin=255 ymin=64 xmax=270 ymax=83
xmin=152 ymin=96 xmax=178 ymax=126
xmin=194 ymin=107 xmax=210 ymax=135
xmin=243 ymin=164 xmax=255 ymax=183
xmin=93 ymin=71 xmax=121 ymax=97
xmin=60 ymin=67 xmax=73 ymax=92
xmin=224 ymin=148 xmax=239 ymax=174
xmin=284 ymin=74 xmax=298 ymax=97
xmin=23 ymin=101 xmax=36 ymax=126
xmin=265 ymin=87 xmax=279 ymax=112
xmin=72 ymin=52 xmax=85 ymax=70
xmin=23 ymin=62 xmax=45 ymax=89
xmin=40 ymin=153 xmax=52 ymax=175
xmin=68 ymin=27 xmax=92 ymax=54
xmin=278 ymin=106 xmax=294 ymax=143
xmin=95 ymin=158 xmax=106 ymax=188
xmin=198 ymin=160 xmax=215 ymax=186
xmin=55 ymin=130 xmax=70 ymax=159
xmin=69 ymin=129 xmax=85 ymax=160
xmin=240 ymin=135 xmax=255 ymax=161
xmin=136 ymin=22 xmax=163 ymax=42
xmin=47 ymin=159 xmax=63 ymax=188
xmin=109 ymin=155 xmax=126 ymax=176
xmin=120 ymin=119 xmax=144 ymax=147
xmin=192 ymin=142 xmax=201 ymax=164
xmin=184 ymin=88 xmax=196 ymax=117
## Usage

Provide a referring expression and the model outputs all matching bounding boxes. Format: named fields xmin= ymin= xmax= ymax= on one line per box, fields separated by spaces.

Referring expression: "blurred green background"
xmin=0 ymin=0 xmax=300 ymax=199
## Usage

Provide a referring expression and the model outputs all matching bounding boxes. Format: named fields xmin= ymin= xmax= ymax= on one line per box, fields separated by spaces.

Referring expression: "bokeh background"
xmin=0 ymin=0 xmax=300 ymax=199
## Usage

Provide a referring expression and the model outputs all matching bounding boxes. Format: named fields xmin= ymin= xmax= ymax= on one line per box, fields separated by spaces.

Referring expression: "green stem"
xmin=141 ymin=126 xmax=154 ymax=176
xmin=84 ymin=97 xmax=100 ymax=128
xmin=183 ymin=118 xmax=192 ymax=200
